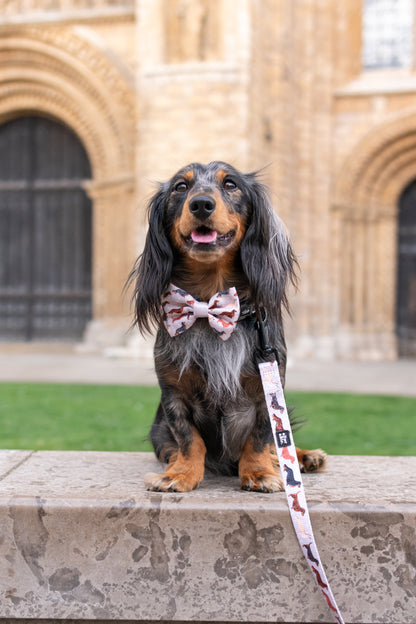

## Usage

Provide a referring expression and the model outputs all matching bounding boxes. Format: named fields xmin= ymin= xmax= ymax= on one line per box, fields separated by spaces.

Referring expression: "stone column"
xmin=83 ymin=176 xmax=137 ymax=346
xmin=335 ymin=202 xmax=398 ymax=359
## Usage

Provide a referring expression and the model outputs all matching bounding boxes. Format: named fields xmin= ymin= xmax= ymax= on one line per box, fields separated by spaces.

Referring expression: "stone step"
xmin=0 ymin=451 xmax=415 ymax=623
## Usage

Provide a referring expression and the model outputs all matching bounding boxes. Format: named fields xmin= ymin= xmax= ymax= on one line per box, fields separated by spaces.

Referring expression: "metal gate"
xmin=397 ymin=180 xmax=416 ymax=357
xmin=0 ymin=116 xmax=92 ymax=341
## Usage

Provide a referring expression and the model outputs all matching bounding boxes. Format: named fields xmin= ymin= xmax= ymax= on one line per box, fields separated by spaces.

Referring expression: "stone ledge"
xmin=0 ymin=451 xmax=415 ymax=624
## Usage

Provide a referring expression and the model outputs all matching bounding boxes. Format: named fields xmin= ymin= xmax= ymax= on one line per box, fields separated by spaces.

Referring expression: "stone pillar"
xmin=374 ymin=205 xmax=399 ymax=357
xmin=83 ymin=177 xmax=137 ymax=346
xmin=334 ymin=203 xmax=398 ymax=360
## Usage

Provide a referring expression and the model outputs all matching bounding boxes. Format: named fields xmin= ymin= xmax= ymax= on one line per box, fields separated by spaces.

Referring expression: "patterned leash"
xmin=161 ymin=284 xmax=345 ymax=621
xmin=258 ymin=359 xmax=345 ymax=624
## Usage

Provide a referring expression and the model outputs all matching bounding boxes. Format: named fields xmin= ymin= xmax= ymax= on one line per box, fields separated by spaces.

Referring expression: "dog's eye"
xmin=174 ymin=181 xmax=188 ymax=193
xmin=223 ymin=178 xmax=237 ymax=191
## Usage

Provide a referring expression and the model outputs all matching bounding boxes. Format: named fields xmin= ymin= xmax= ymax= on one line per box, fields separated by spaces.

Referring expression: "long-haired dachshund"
xmin=129 ymin=161 xmax=326 ymax=492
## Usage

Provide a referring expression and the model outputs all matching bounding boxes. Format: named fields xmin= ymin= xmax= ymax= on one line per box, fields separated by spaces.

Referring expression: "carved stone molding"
xmin=3 ymin=0 xmax=133 ymax=10
xmin=0 ymin=26 xmax=136 ymax=179
xmin=84 ymin=175 xmax=135 ymax=201
xmin=0 ymin=1 xmax=134 ymax=25
xmin=335 ymin=108 xmax=416 ymax=209
xmin=332 ymin=201 xmax=398 ymax=223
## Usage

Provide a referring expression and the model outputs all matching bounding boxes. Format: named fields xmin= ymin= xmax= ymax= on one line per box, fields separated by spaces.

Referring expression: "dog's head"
xmin=129 ymin=161 xmax=297 ymax=333
xmin=166 ymin=161 xmax=252 ymax=264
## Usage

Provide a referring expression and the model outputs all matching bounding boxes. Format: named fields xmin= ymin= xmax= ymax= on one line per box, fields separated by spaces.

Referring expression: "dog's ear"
xmin=127 ymin=185 xmax=173 ymax=334
xmin=240 ymin=180 xmax=297 ymax=319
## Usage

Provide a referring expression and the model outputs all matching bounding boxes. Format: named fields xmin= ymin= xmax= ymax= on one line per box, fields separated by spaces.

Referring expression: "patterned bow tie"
xmin=162 ymin=283 xmax=240 ymax=341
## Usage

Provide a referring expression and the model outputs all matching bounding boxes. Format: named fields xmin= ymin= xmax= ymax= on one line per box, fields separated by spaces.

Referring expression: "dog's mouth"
xmin=184 ymin=226 xmax=235 ymax=248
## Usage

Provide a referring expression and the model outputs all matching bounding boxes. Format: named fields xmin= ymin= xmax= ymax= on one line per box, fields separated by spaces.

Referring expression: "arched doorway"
xmin=333 ymin=111 xmax=416 ymax=360
xmin=397 ymin=180 xmax=416 ymax=356
xmin=0 ymin=115 xmax=92 ymax=341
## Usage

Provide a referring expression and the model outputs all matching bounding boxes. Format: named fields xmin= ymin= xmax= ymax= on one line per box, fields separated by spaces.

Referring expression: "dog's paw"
xmin=240 ymin=471 xmax=284 ymax=493
xmin=144 ymin=471 xmax=201 ymax=493
xmin=299 ymin=449 xmax=327 ymax=473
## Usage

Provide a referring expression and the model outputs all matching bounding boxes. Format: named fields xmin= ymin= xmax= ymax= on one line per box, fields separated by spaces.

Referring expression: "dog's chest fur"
xmin=155 ymin=321 xmax=264 ymax=462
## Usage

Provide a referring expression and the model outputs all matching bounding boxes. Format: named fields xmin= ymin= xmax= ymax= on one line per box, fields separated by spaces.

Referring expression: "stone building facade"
xmin=0 ymin=0 xmax=415 ymax=360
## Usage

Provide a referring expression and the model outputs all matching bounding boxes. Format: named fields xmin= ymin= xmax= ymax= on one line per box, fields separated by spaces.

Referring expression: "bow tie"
xmin=162 ymin=284 xmax=240 ymax=341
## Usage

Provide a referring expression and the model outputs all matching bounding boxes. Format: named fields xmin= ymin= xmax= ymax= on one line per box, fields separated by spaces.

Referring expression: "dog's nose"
xmin=189 ymin=195 xmax=216 ymax=220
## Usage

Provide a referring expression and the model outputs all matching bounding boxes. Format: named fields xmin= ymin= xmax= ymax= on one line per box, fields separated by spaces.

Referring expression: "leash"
xmin=256 ymin=313 xmax=345 ymax=624
xmin=162 ymin=283 xmax=345 ymax=621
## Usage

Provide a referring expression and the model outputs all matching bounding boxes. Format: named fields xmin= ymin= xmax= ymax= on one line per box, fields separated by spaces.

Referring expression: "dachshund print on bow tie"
xmin=162 ymin=284 xmax=240 ymax=340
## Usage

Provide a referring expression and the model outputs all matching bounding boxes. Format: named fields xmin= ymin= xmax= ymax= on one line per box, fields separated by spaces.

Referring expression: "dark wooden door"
xmin=0 ymin=116 xmax=92 ymax=341
xmin=397 ymin=180 xmax=416 ymax=357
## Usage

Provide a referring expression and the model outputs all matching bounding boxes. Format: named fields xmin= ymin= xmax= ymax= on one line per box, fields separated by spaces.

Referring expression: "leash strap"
xmin=258 ymin=360 xmax=345 ymax=624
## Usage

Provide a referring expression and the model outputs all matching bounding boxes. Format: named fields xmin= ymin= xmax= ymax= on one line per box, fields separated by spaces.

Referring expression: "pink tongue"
xmin=191 ymin=230 xmax=217 ymax=244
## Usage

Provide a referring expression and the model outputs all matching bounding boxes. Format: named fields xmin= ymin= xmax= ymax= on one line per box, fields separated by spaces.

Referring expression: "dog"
xmin=129 ymin=161 xmax=326 ymax=492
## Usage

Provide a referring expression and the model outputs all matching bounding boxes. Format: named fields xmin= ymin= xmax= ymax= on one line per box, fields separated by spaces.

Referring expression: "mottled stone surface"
xmin=0 ymin=452 xmax=415 ymax=623
xmin=0 ymin=450 xmax=33 ymax=479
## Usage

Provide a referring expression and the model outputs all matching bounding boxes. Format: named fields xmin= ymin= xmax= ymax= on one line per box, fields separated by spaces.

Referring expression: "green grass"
xmin=287 ymin=391 xmax=416 ymax=456
xmin=0 ymin=382 xmax=415 ymax=455
xmin=0 ymin=383 xmax=159 ymax=452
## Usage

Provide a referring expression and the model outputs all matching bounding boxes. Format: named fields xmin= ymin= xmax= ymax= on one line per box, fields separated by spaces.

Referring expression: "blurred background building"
xmin=0 ymin=0 xmax=415 ymax=361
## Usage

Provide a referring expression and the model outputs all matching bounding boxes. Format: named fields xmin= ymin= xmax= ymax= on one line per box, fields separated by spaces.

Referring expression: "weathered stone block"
xmin=0 ymin=452 xmax=415 ymax=623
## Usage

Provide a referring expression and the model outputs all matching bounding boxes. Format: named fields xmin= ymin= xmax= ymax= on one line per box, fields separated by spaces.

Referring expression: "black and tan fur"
xmin=129 ymin=162 xmax=326 ymax=492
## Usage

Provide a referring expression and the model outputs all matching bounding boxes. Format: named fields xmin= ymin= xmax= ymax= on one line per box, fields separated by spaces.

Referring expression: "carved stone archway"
xmin=0 ymin=26 xmax=136 ymax=333
xmin=334 ymin=110 xmax=416 ymax=359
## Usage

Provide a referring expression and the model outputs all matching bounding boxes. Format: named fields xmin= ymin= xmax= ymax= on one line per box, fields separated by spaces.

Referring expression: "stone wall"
xmin=1 ymin=0 xmax=416 ymax=359
xmin=0 ymin=450 xmax=415 ymax=622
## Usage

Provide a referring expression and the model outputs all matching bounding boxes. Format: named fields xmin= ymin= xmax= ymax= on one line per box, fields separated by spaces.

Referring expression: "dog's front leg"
xmin=145 ymin=426 xmax=206 ymax=492
xmin=239 ymin=437 xmax=284 ymax=493
xmin=145 ymin=393 xmax=206 ymax=492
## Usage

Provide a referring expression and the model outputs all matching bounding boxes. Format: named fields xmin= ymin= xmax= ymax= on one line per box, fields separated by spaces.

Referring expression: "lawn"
xmin=0 ymin=382 xmax=415 ymax=456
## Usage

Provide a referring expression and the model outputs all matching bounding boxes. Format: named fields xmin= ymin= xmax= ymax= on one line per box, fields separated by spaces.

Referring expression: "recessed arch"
xmin=0 ymin=27 xmax=137 ymax=329
xmin=0 ymin=114 xmax=93 ymax=340
xmin=333 ymin=111 xmax=416 ymax=359
xmin=335 ymin=109 xmax=416 ymax=209
xmin=396 ymin=179 xmax=416 ymax=356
